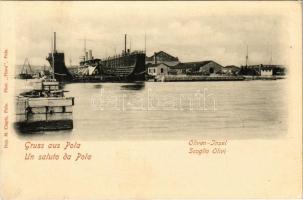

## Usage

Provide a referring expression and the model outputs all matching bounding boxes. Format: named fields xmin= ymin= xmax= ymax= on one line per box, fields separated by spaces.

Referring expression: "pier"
xmin=155 ymin=75 xmax=245 ymax=82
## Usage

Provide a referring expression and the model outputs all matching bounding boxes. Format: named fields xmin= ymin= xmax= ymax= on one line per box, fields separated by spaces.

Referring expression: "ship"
xmin=46 ymin=32 xmax=146 ymax=82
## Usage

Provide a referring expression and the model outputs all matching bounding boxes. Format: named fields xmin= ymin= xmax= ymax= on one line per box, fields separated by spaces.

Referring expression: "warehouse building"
xmin=168 ymin=60 xmax=223 ymax=75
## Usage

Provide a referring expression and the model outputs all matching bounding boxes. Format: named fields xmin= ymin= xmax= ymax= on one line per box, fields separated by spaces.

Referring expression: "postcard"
xmin=0 ymin=1 xmax=302 ymax=199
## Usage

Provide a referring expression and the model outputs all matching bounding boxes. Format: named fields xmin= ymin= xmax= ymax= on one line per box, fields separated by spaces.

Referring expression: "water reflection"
xmin=120 ymin=82 xmax=145 ymax=90
xmin=14 ymin=80 xmax=287 ymax=140
xmin=15 ymin=124 xmax=73 ymax=138
xmin=59 ymin=82 xmax=67 ymax=90
xmin=93 ymin=84 xmax=102 ymax=89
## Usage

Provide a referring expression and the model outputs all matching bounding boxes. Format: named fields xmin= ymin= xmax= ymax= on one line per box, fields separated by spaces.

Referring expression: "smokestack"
xmin=85 ymin=51 xmax=88 ymax=61
xmin=54 ymin=32 xmax=56 ymax=52
xmin=124 ymin=34 xmax=127 ymax=54
xmin=89 ymin=50 xmax=93 ymax=60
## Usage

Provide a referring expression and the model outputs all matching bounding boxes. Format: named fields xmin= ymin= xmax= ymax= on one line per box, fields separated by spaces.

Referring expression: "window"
xmin=161 ymin=68 xmax=164 ymax=73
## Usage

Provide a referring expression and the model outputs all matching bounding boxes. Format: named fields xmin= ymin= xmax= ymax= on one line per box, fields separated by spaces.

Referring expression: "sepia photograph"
xmin=0 ymin=1 xmax=302 ymax=199
xmin=13 ymin=2 xmax=289 ymax=140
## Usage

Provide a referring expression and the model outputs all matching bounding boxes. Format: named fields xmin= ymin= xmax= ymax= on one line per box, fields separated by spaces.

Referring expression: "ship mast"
xmin=129 ymin=37 xmax=132 ymax=52
xmin=51 ymin=32 xmax=56 ymax=80
xmin=144 ymin=32 xmax=146 ymax=54
xmin=84 ymin=37 xmax=87 ymax=61
xmin=124 ymin=34 xmax=127 ymax=54
xmin=245 ymin=45 xmax=249 ymax=67
xmin=269 ymin=45 xmax=272 ymax=65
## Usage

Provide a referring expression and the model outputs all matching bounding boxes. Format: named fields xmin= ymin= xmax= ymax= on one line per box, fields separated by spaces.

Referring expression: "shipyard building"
xmin=146 ymin=50 xmax=225 ymax=76
xmin=176 ymin=60 xmax=223 ymax=75
xmin=146 ymin=51 xmax=180 ymax=67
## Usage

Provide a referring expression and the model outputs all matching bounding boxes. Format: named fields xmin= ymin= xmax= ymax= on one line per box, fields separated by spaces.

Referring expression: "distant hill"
xmin=15 ymin=64 xmax=79 ymax=76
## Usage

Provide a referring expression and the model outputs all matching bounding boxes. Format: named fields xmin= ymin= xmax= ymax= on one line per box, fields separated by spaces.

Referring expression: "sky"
xmin=5 ymin=1 xmax=299 ymax=67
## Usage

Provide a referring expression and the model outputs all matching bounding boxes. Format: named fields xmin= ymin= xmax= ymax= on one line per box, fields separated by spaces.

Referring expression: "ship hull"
xmin=101 ymin=52 xmax=146 ymax=81
xmin=18 ymin=73 xmax=33 ymax=79
xmin=46 ymin=52 xmax=74 ymax=82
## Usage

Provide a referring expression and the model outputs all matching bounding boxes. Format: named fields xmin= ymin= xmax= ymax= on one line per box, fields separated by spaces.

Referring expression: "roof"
xmin=184 ymin=60 xmax=212 ymax=66
xmin=169 ymin=63 xmax=187 ymax=69
xmin=146 ymin=51 xmax=179 ymax=61
xmin=173 ymin=60 xmax=223 ymax=71
xmin=155 ymin=51 xmax=176 ymax=58
xmin=224 ymin=65 xmax=240 ymax=69
xmin=224 ymin=65 xmax=240 ymax=70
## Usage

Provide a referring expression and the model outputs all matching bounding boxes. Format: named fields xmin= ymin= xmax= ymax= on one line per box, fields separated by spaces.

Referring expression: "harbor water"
xmin=15 ymin=79 xmax=288 ymax=140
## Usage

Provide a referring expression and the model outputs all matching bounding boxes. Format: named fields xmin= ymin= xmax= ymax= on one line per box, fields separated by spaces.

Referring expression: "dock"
xmin=243 ymin=76 xmax=285 ymax=80
xmin=15 ymin=80 xmax=75 ymax=133
xmin=155 ymin=75 xmax=245 ymax=82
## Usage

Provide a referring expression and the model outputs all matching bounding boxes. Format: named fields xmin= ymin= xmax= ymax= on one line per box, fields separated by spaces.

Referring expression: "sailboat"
xmin=19 ymin=58 xmax=34 ymax=79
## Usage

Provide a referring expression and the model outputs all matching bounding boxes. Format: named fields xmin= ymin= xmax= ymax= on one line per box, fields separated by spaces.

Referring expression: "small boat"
xmin=15 ymin=79 xmax=75 ymax=133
